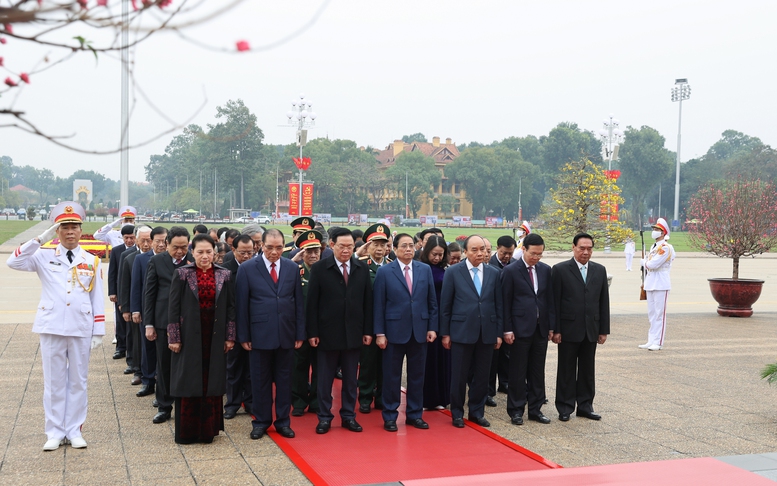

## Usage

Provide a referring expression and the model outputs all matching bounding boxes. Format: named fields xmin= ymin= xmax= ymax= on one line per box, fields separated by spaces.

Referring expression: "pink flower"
xmin=4 ymin=77 xmax=17 ymax=87
xmin=0 ymin=38 xmax=6 ymax=45
xmin=97 ymin=0 xmax=108 ymax=5
xmin=20 ymin=73 xmax=30 ymax=84
xmin=3 ymin=24 xmax=12 ymax=34
xmin=236 ymin=40 xmax=250 ymax=52
xmin=0 ymin=57 xmax=3 ymax=67
xmin=77 ymin=0 xmax=87 ymax=8
xmin=158 ymin=0 xmax=173 ymax=7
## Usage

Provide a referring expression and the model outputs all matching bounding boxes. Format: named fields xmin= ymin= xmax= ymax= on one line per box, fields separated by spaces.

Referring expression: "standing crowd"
xmin=8 ymin=203 xmax=674 ymax=449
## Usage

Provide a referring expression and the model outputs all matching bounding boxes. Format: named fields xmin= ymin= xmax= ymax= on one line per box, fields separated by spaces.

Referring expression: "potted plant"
xmin=687 ymin=177 xmax=777 ymax=317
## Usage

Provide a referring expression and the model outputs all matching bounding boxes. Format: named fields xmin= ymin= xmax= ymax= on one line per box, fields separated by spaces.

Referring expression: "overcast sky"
xmin=3 ymin=0 xmax=775 ymax=181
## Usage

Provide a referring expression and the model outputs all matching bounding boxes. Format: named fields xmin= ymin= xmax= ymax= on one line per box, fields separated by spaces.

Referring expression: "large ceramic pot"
xmin=707 ymin=278 xmax=765 ymax=317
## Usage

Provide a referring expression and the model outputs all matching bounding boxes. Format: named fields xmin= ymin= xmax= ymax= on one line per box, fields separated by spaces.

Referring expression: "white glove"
xmin=91 ymin=336 xmax=102 ymax=349
xmin=37 ymin=223 xmax=60 ymax=244
xmin=111 ymin=218 xmax=123 ymax=228
xmin=640 ymin=259 xmax=646 ymax=267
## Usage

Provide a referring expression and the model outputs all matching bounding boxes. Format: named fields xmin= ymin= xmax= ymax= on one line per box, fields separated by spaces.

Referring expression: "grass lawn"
xmin=0 ymin=220 xmax=40 ymax=245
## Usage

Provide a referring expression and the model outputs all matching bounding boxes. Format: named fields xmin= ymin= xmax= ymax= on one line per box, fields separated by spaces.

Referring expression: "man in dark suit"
xmin=236 ymin=229 xmax=304 ymax=440
xmin=440 ymin=235 xmax=503 ymax=428
xmin=307 ymin=227 xmax=373 ymax=434
xmin=120 ymin=226 xmax=151 ymax=386
xmin=501 ymin=233 xmax=555 ymax=425
xmin=551 ymin=232 xmax=610 ymax=422
xmin=221 ymin=234 xmax=255 ymax=420
xmin=144 ymin=226 xmax=193 ymax=424
xmin=130 ymin=226 xmax=168 ymax=398
xmin=108 ymin=225 xmax=135 ymax=359
xmin=486 ymin=235 xmax=517 ymax=402
xmin=374 ymin=233 xmax=438 ymax=432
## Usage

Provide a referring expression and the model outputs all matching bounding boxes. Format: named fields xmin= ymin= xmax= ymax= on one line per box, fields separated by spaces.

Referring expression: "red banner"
xmin=302 ymin=183 xmax=314 ymax=216
xmin=289 ymin=183 xmax=300 ymax=216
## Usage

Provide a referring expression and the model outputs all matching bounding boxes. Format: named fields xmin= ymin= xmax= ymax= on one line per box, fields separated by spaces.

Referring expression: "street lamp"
xmin=598 ymin=114 xmax=623 ymax=254
xmin=598 ymin=114 xmax=623 ymax=171
xmin=671 ymin=78 xmax=691 ymax=231
xmin=285 ymin=93 xmax=317 ymax=217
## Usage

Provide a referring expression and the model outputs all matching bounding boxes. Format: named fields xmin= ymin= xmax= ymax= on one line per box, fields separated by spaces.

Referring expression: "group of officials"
xmin=12 ymin=202 xmax=685 ymax=450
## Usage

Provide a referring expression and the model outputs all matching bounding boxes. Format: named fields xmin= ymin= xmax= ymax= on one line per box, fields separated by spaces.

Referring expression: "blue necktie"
xmin=472 ymin=267 xmax=482 ymax=296
xmin=580 ymin=265 xmax=587 ymax=283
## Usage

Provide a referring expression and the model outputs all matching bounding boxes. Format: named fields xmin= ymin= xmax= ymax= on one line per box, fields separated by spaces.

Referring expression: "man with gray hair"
xmin=224 ymin=225 xmax=264 ymax=264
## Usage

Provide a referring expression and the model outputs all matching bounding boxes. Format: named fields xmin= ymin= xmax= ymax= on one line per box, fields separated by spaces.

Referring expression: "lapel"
xmin=515 ymin=257 xmax=534 ymax=290
xmin=570 ymin=258 xmax=586 ymax=286
xmin=255 ymin=256 xmax=278 ymax=294
xmin=392 ymin=260 xmax=412 ymax=295
xmin=460 ymin=262 xmax=479 ymax=296
xmin=184 ymin=266 xmax=199 ymax=302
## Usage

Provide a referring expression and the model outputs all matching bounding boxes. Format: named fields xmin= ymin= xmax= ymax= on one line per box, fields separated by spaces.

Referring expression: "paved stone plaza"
xmin=1 ymin=223 xmax=777 ymax=484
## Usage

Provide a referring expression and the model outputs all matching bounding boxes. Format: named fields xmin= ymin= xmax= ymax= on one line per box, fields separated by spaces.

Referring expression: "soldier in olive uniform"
xmin=282 ymin=217 xmax=316 ymax=258
xmin=291 ymin=230 xmax=323 ymax=416
xmin=357 ymin=223 xmax=392 ymax=413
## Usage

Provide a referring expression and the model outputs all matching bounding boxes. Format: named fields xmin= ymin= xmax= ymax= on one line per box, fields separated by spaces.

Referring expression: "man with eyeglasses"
xmin=306 ymin=228 xmax=373 ymax=434
xmin=501 ymin=233 xmax=555 ymax=426
xmin=550 ymin=233 xmax=610 ymax=423
xmin=221 ymin=234 xmax=256 ymax=420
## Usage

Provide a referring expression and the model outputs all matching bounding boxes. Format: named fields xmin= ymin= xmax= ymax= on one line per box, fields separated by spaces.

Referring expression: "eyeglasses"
xmin=235 ymin=250 xmax=253 ymax=257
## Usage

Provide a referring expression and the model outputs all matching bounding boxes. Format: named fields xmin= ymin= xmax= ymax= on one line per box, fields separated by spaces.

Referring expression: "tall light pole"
xmin=119 ymin=0 xmax=129 ymax=207
xmin=285 ymin=93 xmax=317 ymax=216
xmin=671 ymin=78 xmax=691 ymax=230
xmin=598 ymin=114 xmax=624 ymax=254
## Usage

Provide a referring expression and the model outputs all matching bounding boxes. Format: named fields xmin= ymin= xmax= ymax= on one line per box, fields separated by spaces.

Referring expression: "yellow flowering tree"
xmin=539 ymin=157 xmax=632 ymax=247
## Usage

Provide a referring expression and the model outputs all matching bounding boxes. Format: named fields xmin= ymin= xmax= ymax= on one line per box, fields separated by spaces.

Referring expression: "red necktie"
xmin=341 ymin=263 xmax=348 ymax=285
xmin=270 ymin=262 xmax=278 ymax=284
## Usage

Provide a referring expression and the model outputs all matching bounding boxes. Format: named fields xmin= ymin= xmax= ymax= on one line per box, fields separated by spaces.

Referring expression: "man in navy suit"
xmin=236 ymin=229 xmax=305 ymax=440
xmin=501 ymin=233 xmax=555 ymax=426
xmin=440 ymin=235 xmax=503 ymax=428
xmin=374 ymin=233 xmax=438 ymax=432
xmin=130 ymin=226 xmax=168 ymax=397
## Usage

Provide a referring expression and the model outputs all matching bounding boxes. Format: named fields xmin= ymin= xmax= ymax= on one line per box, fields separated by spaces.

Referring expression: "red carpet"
xmin=401 ymin=457 xmax=777 ymax=485
xmin=267 ymin=381 xmax=558 ymax=486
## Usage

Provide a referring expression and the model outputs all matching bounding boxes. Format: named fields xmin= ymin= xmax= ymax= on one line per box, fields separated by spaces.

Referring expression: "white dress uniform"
xmin=643 ymin=237 xmax=674 ymax=349
xmin=624 ymin=240 xmax=636 ymax=271
xmin=6 ymin=203 xmax=105 ymax=444
xmin=94 ymin=205 xmax=137 ymax=248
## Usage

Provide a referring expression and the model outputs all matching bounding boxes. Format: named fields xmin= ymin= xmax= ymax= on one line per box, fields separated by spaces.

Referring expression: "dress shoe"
xmin=43 ymin=438 xmax=65 ymax=451
xmin=113 ymin=350 xmax=126 ymax=359
xmin=152 ymin=399 xmax=159 ymax=408
xmin=342 ymin=419 xmax=363 ymax=432
xmin=223 ymin=409 xmax=237 ymax=420
xmin=452 ymin=418 xmax=465 ymax=428
xmin=405 ymin=418 xmax=429 ymax=429
xmin=528 ymin=413 xmax=551 ymax=424
xmin=69 ymin=436 xmax=87 ymax=449
xmin=638 ymin=343 xmax=651 ymax=349
xmin=648 ymin=344 xmax=662 ymax=351
xmin=136 ymin=385 xmax=154 ymax=397
xmin=558 ymin=413 xmax=570 ymax=422
xmin=543 ymin=398 xmax=549 ymax=404
xmin=153 ymin=411 xmax=171 ymax=424
xmin=123 ymin=366 xmax=134 ymax=375
xmin=485 ymin=396 xmax=497 ymax=407
xmin=497 ymin=385 xmax=509 ymax=394
xmin=468 ymin=415 xmax=491 ymax=427
xmin=276 ymin=426 xmax=295 ymax=438
xmin=511 ymin=415 xmax=524 ymax=425
xmin=576 ymin=411 xmax=602 ymax=421
xmin=316 ymin=421 xmax=331 ymax=434
xmin=250 ymin=426 xmax=266 ymax=440
xmin=359 ymin=403 xmax=371 ymax=414
xmin=291 ymin=408 xmax=305 ymax=417
xmin=131 ymin=376 xmax=142 ymax=386
xmin=384 ymin=420 xmax=398 ymax=432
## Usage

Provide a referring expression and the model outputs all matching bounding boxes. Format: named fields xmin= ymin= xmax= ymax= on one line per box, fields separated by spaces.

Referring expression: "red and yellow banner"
xmin=301 ymin=183 xmax=314 ymax=216
xmin=289 ymin=183 xmax=300 ymax=216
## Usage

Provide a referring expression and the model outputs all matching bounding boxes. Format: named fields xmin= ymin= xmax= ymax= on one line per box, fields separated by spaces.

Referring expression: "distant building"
xmin=373 ymin=136 xmax=472 ymax=218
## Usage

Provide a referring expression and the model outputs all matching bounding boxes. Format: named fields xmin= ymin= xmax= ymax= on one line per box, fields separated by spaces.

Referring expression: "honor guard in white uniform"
xmin=639 ymin=218 xmax=675 ymax=351
xmin=513 ymin=221 xmax=531 ymax=260
xmin=95 ymin=205 xmax=137 ymax=248
xmin=7 ymin=202 xmax=105 ymax=451
xmin=624 ymin=237 xmax=636 ymax=271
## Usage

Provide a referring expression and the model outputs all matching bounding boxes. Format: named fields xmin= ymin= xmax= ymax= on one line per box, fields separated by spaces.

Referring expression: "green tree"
xmin=446 ymin=146 xmax=541 ymax=219
xmin=402 ymin=133 xmax=428 ymax=143
xmin=539 ymin=157 xmax=632 ymax=248
xmin=385 ymin=151 xmax=441 ymax=218
xmin=618 ymin=126 xmax=674 ymax=227
xmin=540 ymin=122 xmax=603 ymax=179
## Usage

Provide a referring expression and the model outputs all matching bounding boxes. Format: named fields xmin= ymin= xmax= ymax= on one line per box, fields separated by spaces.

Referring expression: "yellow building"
xmin=373 ymin=137 xmax=473 ymax=218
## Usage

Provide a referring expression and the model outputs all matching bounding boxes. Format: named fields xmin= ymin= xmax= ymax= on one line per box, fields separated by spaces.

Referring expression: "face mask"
xmin=651 ymin=230 xmax=663 ymax=240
